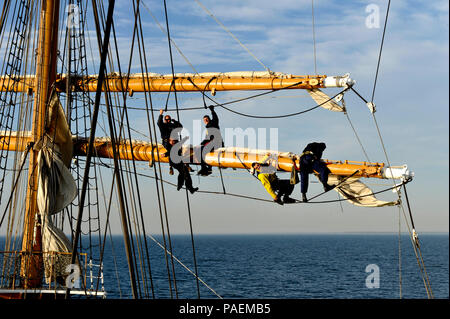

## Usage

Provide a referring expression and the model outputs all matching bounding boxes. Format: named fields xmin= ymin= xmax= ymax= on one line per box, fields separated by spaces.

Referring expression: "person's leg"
xmin=278 ymin=180 xmax=295 ymax=203
xmin=313 ymin=161 xmax=332 ymax=191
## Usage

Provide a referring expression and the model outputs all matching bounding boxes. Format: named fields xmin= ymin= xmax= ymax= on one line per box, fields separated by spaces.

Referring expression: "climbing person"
xmin=251 ymin=160 xmax=295 ymax=205
xmin=163 ymin=138 xmax=198 ymax=194
xmin=158 ymin=109 xmax=183 ymax=175
xmin=198 ymin=105 xmax=224 ymax=176
xmin=298 ymin=142 xmax=333 ymax=202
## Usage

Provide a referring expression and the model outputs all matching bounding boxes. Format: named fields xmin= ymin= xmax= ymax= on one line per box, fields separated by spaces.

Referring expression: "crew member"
xmin=251 ymin=160 xmax=295 ymax=205
xmin=164 ymin=138 xmax=198 ymax=194
xmin=158 ymin=109 xmax=183 ymax=152
xmin=198 ymin=105 xmax=223 ymax=176
xmin=299 ymin=142 xmax=333 ymax=202
xmin=158 ymin=109 xmax=183 ymax=174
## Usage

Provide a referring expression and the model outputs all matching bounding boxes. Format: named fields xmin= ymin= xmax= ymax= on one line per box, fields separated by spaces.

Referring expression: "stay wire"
xmin=371 ymin=0 xmax=391 ymax=103
xmin=369 ymin=0 xmax=433 ymax=298
xmin=95 ymin=158 xmax=412 ymax=206
xmin=135 ymin=0 xmax=178 ymax=298
xmin=403 ymin=183 xmax=434 ymax=298
xmin=194 ymin=0 xmax=271 ymax=73
xmin=311 ymin=0 xmax=317 ymax=75
xmin=186 ymin=76 xmax=350 ymax=119
xmin=163 ymin=0 xmax=179 ymax=120
xmin=110 ymin=0 xmax=155 ymax=297
xmin=163 ymin=0 xmax=201 ymax=297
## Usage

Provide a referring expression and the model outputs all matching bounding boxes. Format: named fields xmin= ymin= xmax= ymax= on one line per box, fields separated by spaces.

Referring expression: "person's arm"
xmin=209 ymin=106 xmax=219 ymax=127
xmin=157 ymin=110 xmax=164 ymax=128
xmin=172 ymin=118 xmax=183 ymax=128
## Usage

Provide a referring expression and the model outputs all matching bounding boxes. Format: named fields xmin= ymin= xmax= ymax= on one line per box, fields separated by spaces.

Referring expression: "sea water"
xmin=97 ymin=233 xmax=448 ymax=299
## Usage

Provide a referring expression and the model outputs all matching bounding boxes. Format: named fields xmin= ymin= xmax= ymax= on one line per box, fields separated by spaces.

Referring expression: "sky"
xmin=95 ymin=0 xmax=448 ymax=235
xmin=1 ymin=0 xmax=448 ymax=236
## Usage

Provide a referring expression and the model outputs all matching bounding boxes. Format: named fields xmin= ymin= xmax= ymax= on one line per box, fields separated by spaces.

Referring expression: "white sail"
xmin=36 ymin=92 xmax=77 ymax=284
xmin=327 ymin=175 xmax=398 ymax=207
xmin=307 ymin=88 xmax=345 ymax=112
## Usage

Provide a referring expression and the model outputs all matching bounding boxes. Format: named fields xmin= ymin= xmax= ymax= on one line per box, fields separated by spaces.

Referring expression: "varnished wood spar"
xmin=0 ymin=74 xmax=327 ymax=93
xmin=1 ymin=134 xmax=386 ymax=179
xmin=21 ymin=0 xmax=60 ymax=289
xmin=72 ymin=139 xmax=386 ymax=179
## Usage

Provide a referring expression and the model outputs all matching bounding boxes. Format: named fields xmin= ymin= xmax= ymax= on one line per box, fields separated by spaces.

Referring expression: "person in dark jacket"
xmin=198 ymin=105 xmax=224 ymax=176
xmin=158 ymin=109 xmax=183 ymax=174
xmin=164 ymin=138 xmax=198 ymax=194
xmin=157 ymin=109 xmax=183 ymax=153
xmin=299 ymin=142 xmax=333 ymax=202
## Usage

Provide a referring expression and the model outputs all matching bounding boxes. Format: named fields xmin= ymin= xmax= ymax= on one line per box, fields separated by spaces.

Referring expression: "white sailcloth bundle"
xmin=307 ymin=88 xmax=344 ymax=112
xmin=36 ymin=92 xmax=77 ymax=285
xmin=327 ymin=175 xmax=398 ymax=207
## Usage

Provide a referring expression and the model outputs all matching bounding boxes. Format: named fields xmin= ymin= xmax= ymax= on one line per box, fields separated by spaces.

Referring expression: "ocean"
xmin=0 ymin=233 xmax=447 ymax=300
xmin=97 ymin=233 xmax=448 ymax=299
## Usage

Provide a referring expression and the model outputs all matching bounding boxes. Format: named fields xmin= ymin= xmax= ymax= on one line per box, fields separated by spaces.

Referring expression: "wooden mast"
xmin=20 ymin=0 xmax=60 ymax=288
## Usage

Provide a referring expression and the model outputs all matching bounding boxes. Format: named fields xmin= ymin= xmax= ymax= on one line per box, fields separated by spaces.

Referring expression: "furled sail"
xmin=327 ymin=175 xmax=398 ymax=207
xmin=307 ymin=88 xmax=344 ymax=112
xmin=36 ymin=92 xmax=77 ymax=284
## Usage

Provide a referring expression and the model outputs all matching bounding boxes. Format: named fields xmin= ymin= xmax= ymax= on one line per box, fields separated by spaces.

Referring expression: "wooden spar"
xmin=0 ymin=73 xmax=345 ymax=93
xmin=1 ymin=134 xmax=389 ymax=179
xmin=20 ymin=0 xmax=60 ymax=288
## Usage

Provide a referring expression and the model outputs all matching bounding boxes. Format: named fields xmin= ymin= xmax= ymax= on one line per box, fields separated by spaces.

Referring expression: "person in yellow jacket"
xmin=251 ymin=162 xmax=295 ymax=205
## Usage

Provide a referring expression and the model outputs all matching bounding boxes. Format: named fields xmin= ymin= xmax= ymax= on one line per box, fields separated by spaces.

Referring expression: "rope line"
xmin=311 ymin=0 xmax=318 ymax=75
xmin=146 ymin=234 xmax=223 ymax=299
xmin=186 ymin=76 xmax=350 ymax=119
xmin=371 ymin=0 xmax=391 ymax=103
xmin=163 ymin=0 xmax=201 ymax=298
xmin=92 ymin=159 xmax=411 ymax=206
xmin=367 ymin=0 xmax=433 ymax=299
xmin=194 ymin=0 xmax=271 ymax=73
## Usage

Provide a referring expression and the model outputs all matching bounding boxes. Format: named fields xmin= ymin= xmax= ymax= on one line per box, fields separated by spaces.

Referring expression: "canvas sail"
xmin=307 ymin=88 xmax=344 ymax=112
xmin=36 ymin=92 xmax=77 ymax=284
xmin=327 ymin=175 xmax=398 ymax=207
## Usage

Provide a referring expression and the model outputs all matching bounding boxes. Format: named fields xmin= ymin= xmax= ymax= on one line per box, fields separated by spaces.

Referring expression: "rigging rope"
xmin=311 ymin=0 xmax=318 ymax=75
xmin=88 ymin=154 xmax=409 ymax=206
xmin=163 ymin=0 xmax=201 ymax=298
xmin=185 ymin=76 xmax=350 ymax=119
xmin=134 ymin=0 xmax=182 ymax=298
xmin=140 ymin=0 xmax=198 ymax=74
xmin=365 ymin=0 xmax=434 ymax=298
xmin=146 ymin=234 xmax=223 ymax=299
xmin=194 ymin=0 xmax=271 ymax=73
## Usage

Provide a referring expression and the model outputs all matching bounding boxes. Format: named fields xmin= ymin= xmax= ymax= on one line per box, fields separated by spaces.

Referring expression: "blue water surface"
xmin=98 ymin=233 xmax=448 ymax=299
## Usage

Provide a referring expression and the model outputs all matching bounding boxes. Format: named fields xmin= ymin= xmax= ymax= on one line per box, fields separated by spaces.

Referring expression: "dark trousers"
xmin=300 ymin=154 xmax=329 ymax=194
xmin=199 ymin=140 xmax=212 ymax=171
xmin=162 ymin=138 xmax=170 ymax=153
xmin=173 ymin=163 xmax=194 ymax=191
xmin=275 ymin=179 xmax=294 ymax=198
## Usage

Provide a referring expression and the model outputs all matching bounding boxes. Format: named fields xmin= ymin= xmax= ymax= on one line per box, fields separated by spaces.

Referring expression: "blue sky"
xmin=92 ymin=0 xmax=449 ymax=235
xmin=1 ymin=0 xmax=447 ymax=236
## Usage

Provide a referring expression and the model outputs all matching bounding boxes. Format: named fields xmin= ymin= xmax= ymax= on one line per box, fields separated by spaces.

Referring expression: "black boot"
xmin=323 ymin=184 xmax=334 ymax=192
xmin=189 ymin=187 xmax=199 ymax=194
xmin=274 ymin=197 xmax=284 ymax=205
xmin=197 ymin=164 xmax=212 ymax=176
xmin=283 ymin=196 xmax=296 ymax=204
xmin=302 ymin=193 xmax=308 ymax=202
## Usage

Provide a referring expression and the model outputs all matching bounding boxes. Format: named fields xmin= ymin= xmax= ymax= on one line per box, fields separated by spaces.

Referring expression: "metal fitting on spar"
xmin=323 ymin=73 xmax=355 ymax=88
xmin=381 ymin=165 xmax=414 ymax=181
